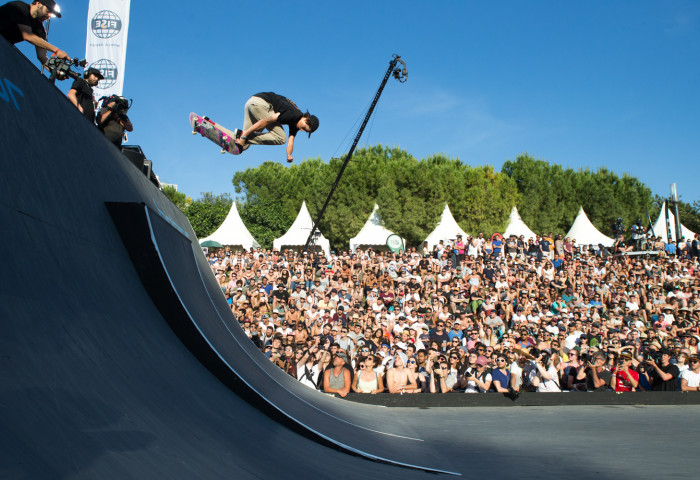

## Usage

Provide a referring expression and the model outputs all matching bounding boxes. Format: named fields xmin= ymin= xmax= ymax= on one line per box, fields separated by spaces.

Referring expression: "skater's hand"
xmin=286 ymin=154 xmax=294 ymax=163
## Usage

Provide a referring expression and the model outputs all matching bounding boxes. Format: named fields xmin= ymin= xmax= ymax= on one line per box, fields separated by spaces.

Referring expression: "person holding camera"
xmin=530 ymin=351 xmax=562 ymax=392
xmin=646 ymin=348 xmax=679 ymax=391
xmin=97 ymin=96 xmax=133 ymax=147
xmin=611 ymin=352 xmax=639 ymax=392
xmin=0 ymin=0 xmax=69 ymax=65
xmin=509 ymin=348 xmax=535 ymax=393
xmin=67 ymin=67 xmax=102 ymax=122
xmin=576 ymin=352 xmax=611 ymax=391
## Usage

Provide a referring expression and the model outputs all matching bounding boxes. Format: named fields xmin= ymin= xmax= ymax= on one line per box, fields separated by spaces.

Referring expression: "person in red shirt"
xmin=611 ymin=352 xmax=639 ymax=392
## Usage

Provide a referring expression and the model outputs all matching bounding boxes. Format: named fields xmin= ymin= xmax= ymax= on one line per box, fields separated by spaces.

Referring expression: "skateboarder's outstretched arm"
xmin=286 ymin=133 xmax=296 ymax=163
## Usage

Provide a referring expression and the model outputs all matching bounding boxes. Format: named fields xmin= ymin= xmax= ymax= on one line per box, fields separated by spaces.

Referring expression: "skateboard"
xmin=189 ymin=112 xmax=242 ymax=155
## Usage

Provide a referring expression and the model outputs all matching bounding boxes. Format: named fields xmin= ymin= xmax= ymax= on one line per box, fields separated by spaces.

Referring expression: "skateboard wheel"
xmin=192 ymin=130 xmax=197 ymax=135
xmin=220 ymin=149 xmax=226 ymax=154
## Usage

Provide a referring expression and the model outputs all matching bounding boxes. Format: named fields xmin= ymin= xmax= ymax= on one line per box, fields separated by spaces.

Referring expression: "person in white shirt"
xmin=680 ymin=355 xmax=700 ymax=391
xmin=531 ymin=353 xmax=562 ymax=392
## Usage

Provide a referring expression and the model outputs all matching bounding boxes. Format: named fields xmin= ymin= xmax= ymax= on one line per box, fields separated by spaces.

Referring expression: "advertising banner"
xmin=85 ymin=0 xmax=130 ymax=99
xmin=386 ymin=234 xmax=405 ymax=254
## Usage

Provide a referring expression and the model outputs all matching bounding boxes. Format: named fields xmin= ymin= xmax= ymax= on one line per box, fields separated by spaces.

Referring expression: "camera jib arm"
xmin=303 ymin=54 xmax=407 ymax=255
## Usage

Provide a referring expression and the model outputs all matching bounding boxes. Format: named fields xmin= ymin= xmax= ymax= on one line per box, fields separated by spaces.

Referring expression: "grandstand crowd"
xmin=208 ymin=232 xmax=700 ymax=395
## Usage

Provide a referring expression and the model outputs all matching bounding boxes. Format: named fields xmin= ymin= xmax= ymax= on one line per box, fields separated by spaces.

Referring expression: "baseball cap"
xmin=306 ymin=114 xmax=319 ymax=137
xmin=85 ymin=67 xmax=104 ymax=80
xmin=476 ymin=355 xmax=489 ymax=366
xmin=39 ymin=0 xmax=61 ymax=17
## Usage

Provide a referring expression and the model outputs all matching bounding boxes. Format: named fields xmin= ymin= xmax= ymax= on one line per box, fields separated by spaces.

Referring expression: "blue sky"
xmin=19 ymin=1 xmax=700 ymax=204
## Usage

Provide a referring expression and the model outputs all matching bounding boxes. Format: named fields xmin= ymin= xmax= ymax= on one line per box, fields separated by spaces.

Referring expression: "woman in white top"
xmin=464 ymin=357 xmax=492 ymax=393
xmin=352 ymin=355 xmax=384 ymax=394
xmin=531 ymin=353 xmax=562 ymax=392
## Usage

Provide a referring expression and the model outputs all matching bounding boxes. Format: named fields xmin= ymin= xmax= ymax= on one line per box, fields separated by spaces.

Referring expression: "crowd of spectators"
xmin=208 ymin=231 xmax=700 ymax=396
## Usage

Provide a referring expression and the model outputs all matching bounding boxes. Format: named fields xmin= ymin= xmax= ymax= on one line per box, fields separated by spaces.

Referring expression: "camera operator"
xmin=97 ymin=96 xmax=133 ymax=147
xmin=67 ymin=67 xmax=102 ymax=123
xmin=646 ymin=348 xmax=679 ymax=391
xmin=0 ymin=1 xmax=69 ymax=65
xmin=630 ymin=219 xmax=646 ymax=251
xmin=530 ymin=351 xmax=562 ymax=392
xmin=576 ymin=352 xmax=611 ymax=391
xmin=611 ymin=351 xmax=639 ymax=392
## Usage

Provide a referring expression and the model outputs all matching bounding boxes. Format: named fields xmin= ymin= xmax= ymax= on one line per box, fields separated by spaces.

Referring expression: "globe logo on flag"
xmin=386 ymin=234 xmax=404 ymax=254
xmin=91 ymin=59 xmax=118 ymax=89
xmin=91 ymin=10 xmax=122 ymax=39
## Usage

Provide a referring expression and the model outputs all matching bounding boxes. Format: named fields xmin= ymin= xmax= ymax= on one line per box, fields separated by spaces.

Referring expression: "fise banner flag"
xmin=85 ymin=0 xmax=130 ymax=99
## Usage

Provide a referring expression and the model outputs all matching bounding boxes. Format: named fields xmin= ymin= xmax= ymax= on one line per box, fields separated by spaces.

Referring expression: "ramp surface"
xmin=1 ymin=40 xmax=699 ymax=480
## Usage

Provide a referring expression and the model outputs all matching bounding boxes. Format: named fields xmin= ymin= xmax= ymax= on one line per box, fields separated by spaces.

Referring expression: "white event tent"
xmin=273 ymin=201 xmax=331 ymax=259
xmin=565 ymin=207 xmax=614 ymax=247
xmin=199 ymin=202 xmax=259 ymax=250
xmin=423 ymin=204 xmax=470 ymax=250
xmin=349 ymin=204 xmax=402 ymax=253
xmin=652 ymin=202 xmax=697 ymax=242
xmin=502 ymin=206 xmax=537 ymax=240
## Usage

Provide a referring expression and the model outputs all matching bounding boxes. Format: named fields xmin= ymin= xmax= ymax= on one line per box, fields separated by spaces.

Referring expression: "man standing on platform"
xmin=0 ymin=1 xmax=69 ymax=64
xmin=67 ymin=67 xmax=102 ymax=122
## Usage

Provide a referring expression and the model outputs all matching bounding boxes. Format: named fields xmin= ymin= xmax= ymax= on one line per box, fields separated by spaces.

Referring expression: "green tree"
xmin=162 ymin=185 xmax=191 ymax=211
xmin=239 ymin=198 xmax=294 ymax=249
xmin=502 ymin=154 xmax=654 ymax=236
xmin=186 ymin=192 xmax=233 ymax=238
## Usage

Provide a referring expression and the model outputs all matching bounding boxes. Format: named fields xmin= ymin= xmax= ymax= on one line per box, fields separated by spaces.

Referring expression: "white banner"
xmin=85 ymin=0 xmax=130 ymax=99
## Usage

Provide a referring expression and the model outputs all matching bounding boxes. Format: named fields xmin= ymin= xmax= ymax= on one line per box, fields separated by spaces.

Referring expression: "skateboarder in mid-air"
xmin=235 ymin=92 xmax=319 ymax=163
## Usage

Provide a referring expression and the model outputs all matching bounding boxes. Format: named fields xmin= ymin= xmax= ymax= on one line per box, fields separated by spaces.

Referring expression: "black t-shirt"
xmin=585 ymin=367 xmax=612 ymax=391
xmin=649 ymin=363 xmax=679 ymax=391
xmin=97 ymin=107 xmax=129 ymax=147
xmin=429 ymin=330 xmax=451 ymax=347
xmin=483 ymin=267 xmax=496 ymax=283
xmin=271 ymin=289 xmax=290 ymax=304
xmin=0 ymin=1 xmax=46 ymax=44
xmin=70 ymin=78 xmax=96 ymax=122
xmin=253 ymin=92 xmax=303 ymax=136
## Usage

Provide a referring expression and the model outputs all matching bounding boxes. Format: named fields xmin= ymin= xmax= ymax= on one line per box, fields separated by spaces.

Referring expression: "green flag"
xmin=386 ymin=234 xmax=404 ymax=254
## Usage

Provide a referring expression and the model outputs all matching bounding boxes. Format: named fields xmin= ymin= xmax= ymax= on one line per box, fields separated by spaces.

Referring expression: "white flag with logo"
xmin=85 ymin=0 xmax=130 ymax=99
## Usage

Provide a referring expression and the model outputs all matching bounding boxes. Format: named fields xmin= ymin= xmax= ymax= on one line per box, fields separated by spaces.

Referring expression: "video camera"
xmin=611 ymin=217 xmax=625 ymax=239
xmin=44 ymin=57 xmax=87 ymax=83
xmin=642 ymin=349 xmax=659 ymax=364
xmin=630 ymin=219 xmax=643 ymax=233
xmin=100 ymin=95 xmax=132 ymax=116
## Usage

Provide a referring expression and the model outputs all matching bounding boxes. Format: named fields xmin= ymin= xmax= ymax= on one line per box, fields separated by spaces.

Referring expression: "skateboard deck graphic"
xmin=190 ymin=112 xmax=242 ymax=155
